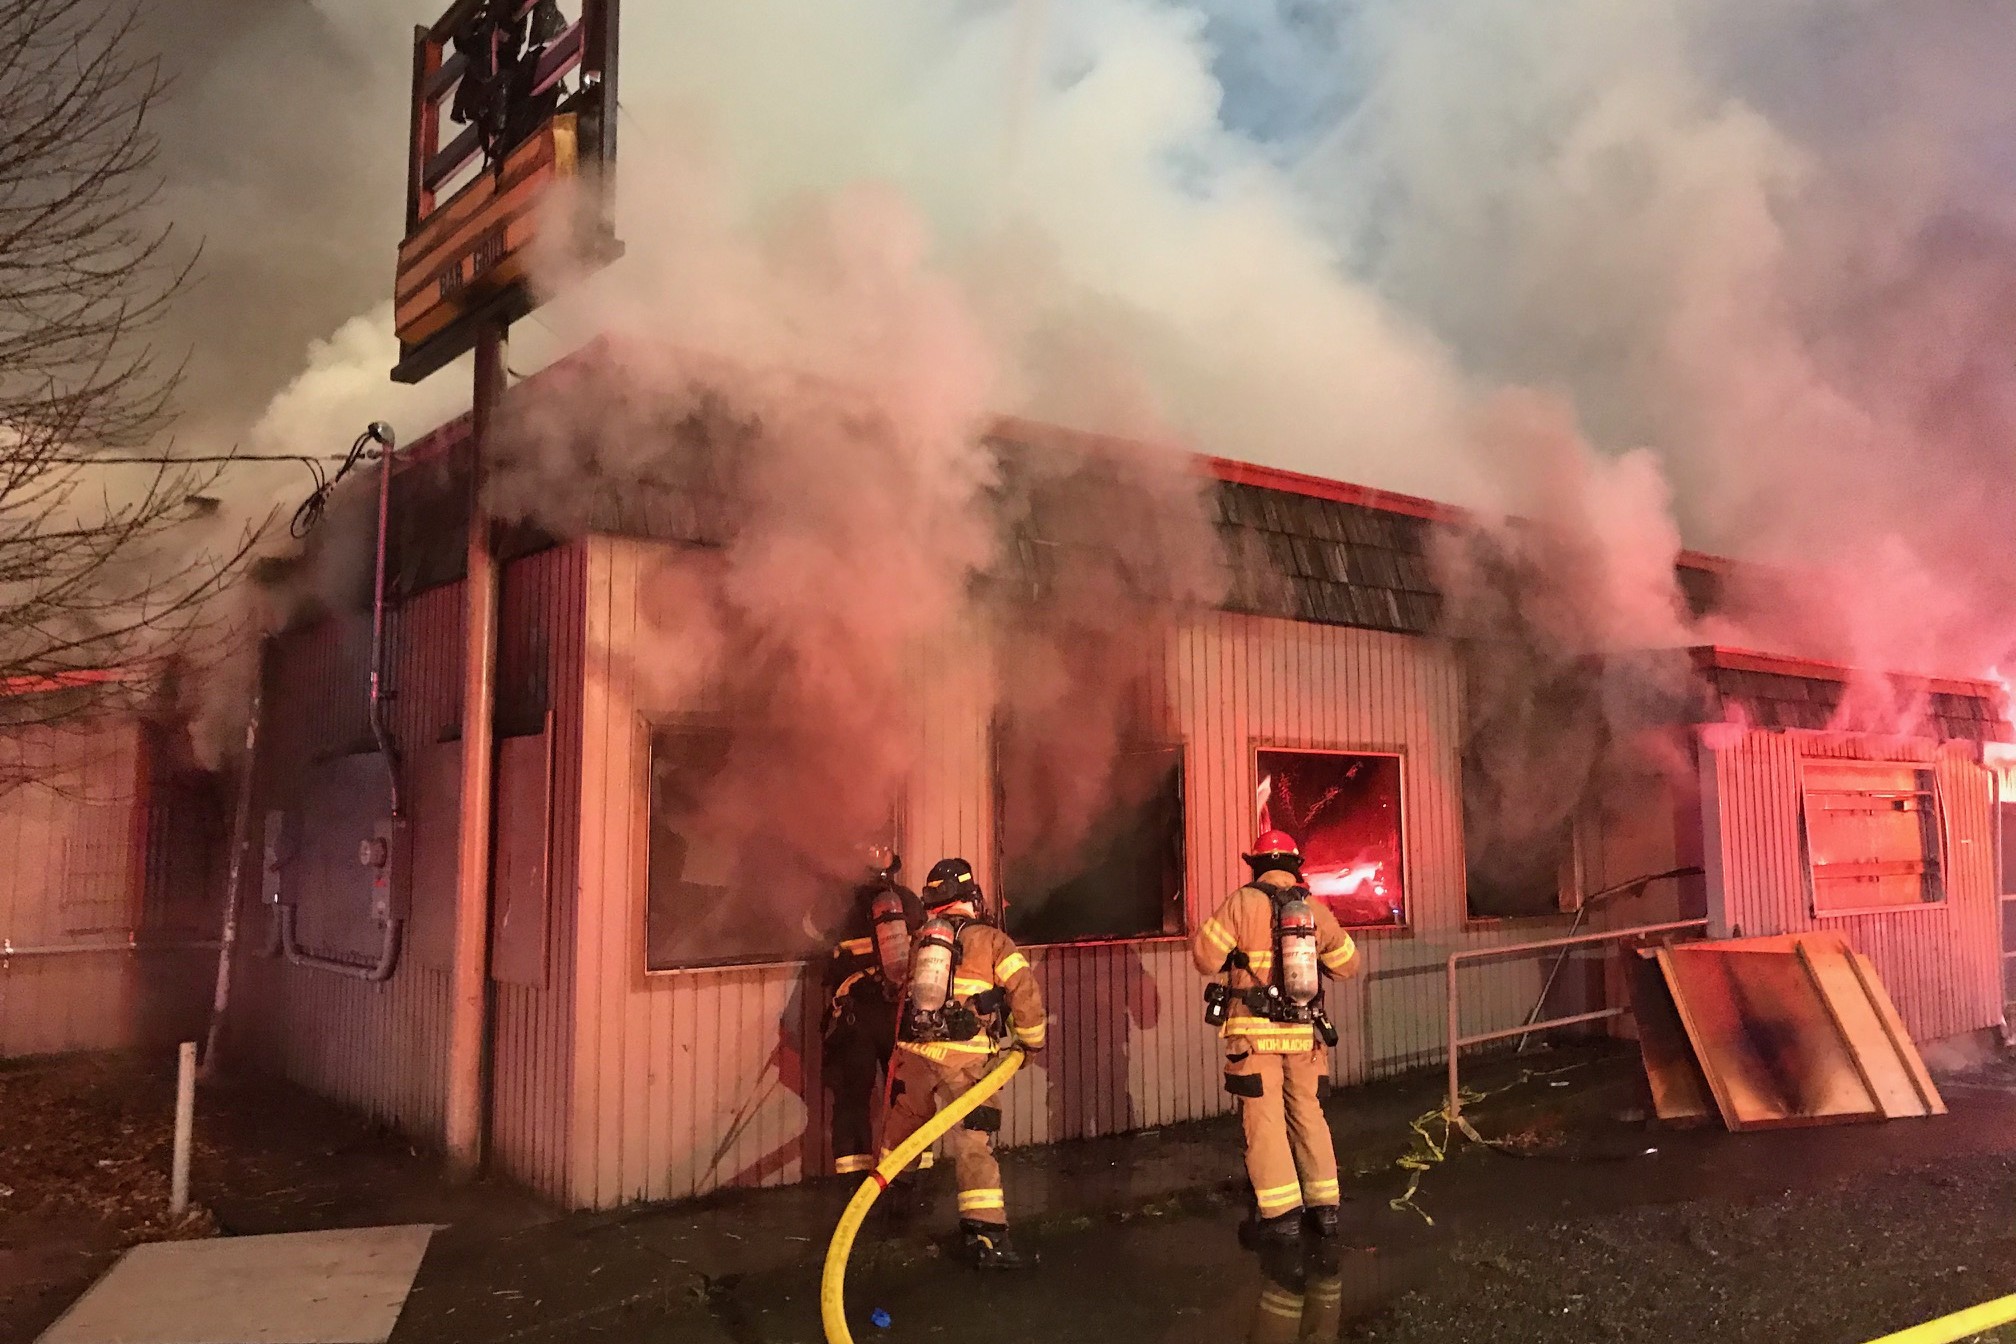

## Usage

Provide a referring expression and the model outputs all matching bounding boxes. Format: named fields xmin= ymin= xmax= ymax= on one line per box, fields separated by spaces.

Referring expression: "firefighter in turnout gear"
xmin=822 ymin=846 xmax=925 ymax=1177
xmin=1193 ymin=830 xmax=1360 ymax=1242
xmin=881 ymin=857 xmax=1047 ymax=1270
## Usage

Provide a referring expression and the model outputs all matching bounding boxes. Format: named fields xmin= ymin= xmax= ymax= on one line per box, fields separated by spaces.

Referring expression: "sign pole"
xmin=445 ymin=317 xmax=506 ymax=1181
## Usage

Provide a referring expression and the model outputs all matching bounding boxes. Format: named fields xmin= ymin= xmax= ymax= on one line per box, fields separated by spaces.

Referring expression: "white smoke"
xmin=136 ymin=0 xmax=2016 ymax=715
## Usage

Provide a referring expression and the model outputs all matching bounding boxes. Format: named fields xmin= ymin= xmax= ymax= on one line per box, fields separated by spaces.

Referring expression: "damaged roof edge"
xmin=1690 ymin=645 xmax=2008 ymax=703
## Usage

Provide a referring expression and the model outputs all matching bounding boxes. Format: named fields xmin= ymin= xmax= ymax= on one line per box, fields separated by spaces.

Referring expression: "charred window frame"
xmin=1255 ymin=745 xmax=1409 ymax=931
xmin=1460 ymin=746 xmax=1582 ymax=922
xmin=1799 ymin=759 xmax=1948 ymax=917
xmin=992 ymin=728 xmax=1188 ymax=946
xmin=642 ymin=719 xmax=898 ymax=971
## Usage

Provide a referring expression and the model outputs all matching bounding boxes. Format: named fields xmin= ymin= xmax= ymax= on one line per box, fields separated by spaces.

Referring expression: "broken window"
xmin=1255 ymin=748 xmax=1406 ymax=929
xmin=644 ymin=723 xmax=879 ymax=970
xmin=1800 ymin=760 xmax=1946 ymax=916
xmin=996 ymin=742 xmax=1186 ymax=945
xmin=1461 ymin=743 xmax=1574 ymax=920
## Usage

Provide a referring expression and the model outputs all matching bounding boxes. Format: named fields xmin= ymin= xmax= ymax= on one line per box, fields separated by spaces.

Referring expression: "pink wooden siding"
xmin=1700 ymin=728 xmax=2001 ymax=1043
xmin=0 ymin=721 xmax=212 ymax=1057
xmin=567 ymin=541 xmax=1662 ymax=1206
xmin=229 ymin=543 xmax=586 ymax=1202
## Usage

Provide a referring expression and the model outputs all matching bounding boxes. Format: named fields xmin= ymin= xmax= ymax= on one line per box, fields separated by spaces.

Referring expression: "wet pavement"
xmin=14 ymin=1044 xmax=2016 ymax=1343
xmin=381 ymin=1046 xmax=2016 ymax=1343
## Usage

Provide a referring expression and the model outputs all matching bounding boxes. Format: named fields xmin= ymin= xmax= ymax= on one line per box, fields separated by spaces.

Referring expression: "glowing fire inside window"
xmin=1256 ymin=749 xmax=1406 ymax=928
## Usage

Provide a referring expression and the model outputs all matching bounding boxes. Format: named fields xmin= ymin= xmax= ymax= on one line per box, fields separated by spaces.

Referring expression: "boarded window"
xmin=490 ymin=729 xmax=552 ymax=986
xmin=1256 ymin=748 xmax=1406 ymax=929
xmin=999 ymin=743 xmax=1186 ymax=945
xmin=1800 ymin=760 xmax=1945 ymax=915
xmin=405 ymin=740 xmax=463 ymax=970
xmin=644 ymin=724 xmax=880 ymax=970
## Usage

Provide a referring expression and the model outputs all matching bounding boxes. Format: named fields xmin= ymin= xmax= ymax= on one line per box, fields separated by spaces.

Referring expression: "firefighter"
xmin=881 ymin=857 xmax=1046 ymax=1270
xmin=822 ymin=845 xmax=925 ymax=1178
xmin=1193 ymin=830 xmax=1359 ymax=1242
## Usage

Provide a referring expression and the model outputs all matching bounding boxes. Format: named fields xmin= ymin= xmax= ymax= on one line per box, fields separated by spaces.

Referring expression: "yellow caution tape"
xmin=820 ymin=1050 xmax=1026 ymax=1344
xmin=1859 ymin=1293 xmax=2016 ymax=1344
xmin=1388 ymin=1063 xmax=1584 ymax=1225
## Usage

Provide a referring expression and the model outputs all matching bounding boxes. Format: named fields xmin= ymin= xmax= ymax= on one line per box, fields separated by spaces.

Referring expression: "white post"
xmin=171 ymin=1041 xmax=195 ymax=1216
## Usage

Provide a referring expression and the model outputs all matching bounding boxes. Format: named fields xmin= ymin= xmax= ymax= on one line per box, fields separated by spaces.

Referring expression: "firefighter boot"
xmin=1306 ymin=1204 xmax=1341 ymax=1239
xmin=1244 ymin=1207 xmax=1305 ymax=1246
xmin=960 ymin=1220 xmax=1038 ymax=1270
xmin=876 ymin=1174 xmax=921 ymax=1231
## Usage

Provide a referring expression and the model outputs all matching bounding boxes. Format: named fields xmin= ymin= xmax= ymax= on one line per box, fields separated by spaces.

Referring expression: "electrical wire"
xmin=290 ymin=424 xmax=396 ymax=540
xmin=43 ymin=454 xmax=354 ymax=465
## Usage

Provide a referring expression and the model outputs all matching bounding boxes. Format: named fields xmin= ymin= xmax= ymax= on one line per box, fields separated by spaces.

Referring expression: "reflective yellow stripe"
xmin=1201 ymin=919 xmax=1235 ymax=952
xmin=1259 ymin=1288 xmax=1304 ymax=1318
xmin=1254 ymin=1180 xmax=1302 ymax=1215
xmin=899 ymin=1039 xmax=995 ymax=1061
xmin=1304 ymin=1178 xmax=1340 ymax=1202
xmin=953 ymin=976 xmax=995 ymax=996
xmin=1015 ymin=1023 xmax=1046 ymax=1047
xmin=1245 ymin=950 xmax=1275 ymax=974
xmin=839 ymin=937 xmax=874 ymax=955
xmin=1320 ymin=943 xmax=1356 ymax=973
xmin=917 ymin=1150 xmax=936 ymax=1169
xmin=834 ymin=1154 xmax=875 ymax=1174
xmin=996 ymin=951 xmax=1030 ymax=980
xmin=1223 ymin=1016 xmax=1316 ymax=1053
xmin=957 ymin=1188 xmax=1005 ymax=1212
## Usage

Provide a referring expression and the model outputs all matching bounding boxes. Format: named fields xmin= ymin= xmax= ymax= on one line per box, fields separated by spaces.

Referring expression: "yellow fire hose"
xmin=820 ymin=1049 xmax=1026 ymax=1344
xmin=1860 ymin=1292 xmax=2016 ymax=1344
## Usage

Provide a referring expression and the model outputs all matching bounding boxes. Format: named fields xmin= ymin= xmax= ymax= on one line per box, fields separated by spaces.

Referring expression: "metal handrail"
xmin=2 ymin=936 xmax=222 ymax=959
xmin=1445 ymin=918 xmax=1709 ymax=1122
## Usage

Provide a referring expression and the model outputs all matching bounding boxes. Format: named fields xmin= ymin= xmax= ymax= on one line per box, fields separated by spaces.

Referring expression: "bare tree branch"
xmin=0 ymin=0 xmax=256 ymax=769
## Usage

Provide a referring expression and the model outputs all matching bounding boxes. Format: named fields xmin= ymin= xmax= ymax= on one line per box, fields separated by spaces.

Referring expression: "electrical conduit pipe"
xmin=820 ymin=1050 xmax=1025 ymax=1344
xmin=275 ymin=424 xmax=406 ymax=982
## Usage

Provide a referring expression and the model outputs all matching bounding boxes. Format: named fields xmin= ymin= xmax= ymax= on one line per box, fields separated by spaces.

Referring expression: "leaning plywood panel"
xmin=1655 ymin=946 xmax=1880 ymax=1130
xmin=1793 ymin=937 xmax=1929 ymax=1119
xmin=1625 ymin=953 xmax=1714 ymax=1126
xmin=1847 ymin=949 xmax=1947 ymax=1116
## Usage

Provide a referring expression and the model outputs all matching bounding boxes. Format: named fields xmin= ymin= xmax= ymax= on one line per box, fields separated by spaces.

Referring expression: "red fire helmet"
xmin=1245 ymin=829 xmax=1300 ymax=860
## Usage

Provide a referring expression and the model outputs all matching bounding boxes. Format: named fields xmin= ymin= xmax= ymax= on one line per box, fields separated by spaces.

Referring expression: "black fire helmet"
xmin=921 ymin=857 xmax=982 ymax=910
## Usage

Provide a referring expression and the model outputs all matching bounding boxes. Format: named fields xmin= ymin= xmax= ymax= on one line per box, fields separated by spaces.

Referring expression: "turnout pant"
xmin=1224 ymin=1046 xmax=1340 ymax=1219
xmin=881 ymin=1049 xmax=1006 ymax=1226
xmin=823 ymin=982 xmax=897 ymax=1175
xmin=1249 ymin=1262 xmax=1344 ymax=1344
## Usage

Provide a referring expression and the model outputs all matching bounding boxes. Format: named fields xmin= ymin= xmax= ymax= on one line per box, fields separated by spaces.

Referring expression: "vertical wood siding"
xmin=1702 ymin=729 xmax=2001 ymax=1043
xmin=0 ymin=722 xmax=210 ymax=1055
xmin=230 ymin=543 xmax=585 ymax=1202
xmin=568 ymin=545 xmax=1668 ymax=1206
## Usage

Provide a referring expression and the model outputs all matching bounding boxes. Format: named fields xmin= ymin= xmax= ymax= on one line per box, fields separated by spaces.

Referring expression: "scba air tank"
xmin=1276 ymin=896 xmax=1320 ymax=1007
xmin=870 ymin=888 xmax=912 ymax=981
xmin=907 ymin=917 xmax=957 ymax=1013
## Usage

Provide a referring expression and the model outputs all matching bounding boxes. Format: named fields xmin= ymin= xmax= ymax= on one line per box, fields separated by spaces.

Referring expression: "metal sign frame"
xmin=393 ymin=0 xmax=622 ymax=384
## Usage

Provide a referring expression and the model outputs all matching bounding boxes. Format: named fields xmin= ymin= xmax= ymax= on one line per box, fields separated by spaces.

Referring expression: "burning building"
xmin=11 ymin=367 xmax=2010 ymax=1211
